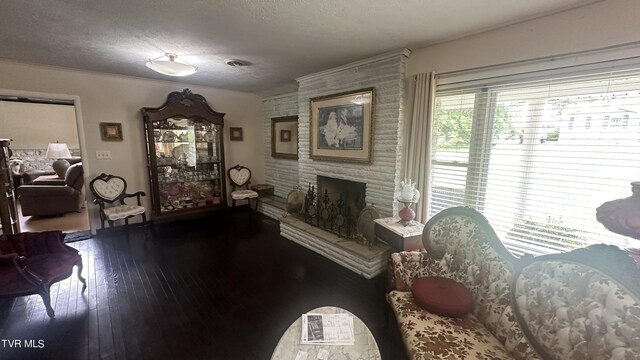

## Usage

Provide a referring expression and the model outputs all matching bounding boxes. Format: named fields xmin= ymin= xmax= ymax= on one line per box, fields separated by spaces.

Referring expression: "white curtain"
xmin=403 ymin=72 xmax=436 ymax=223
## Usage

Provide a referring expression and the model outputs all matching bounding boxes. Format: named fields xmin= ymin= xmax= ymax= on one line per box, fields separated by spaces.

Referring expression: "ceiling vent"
xmin=224 ymin=59 xmax=248 ymax=67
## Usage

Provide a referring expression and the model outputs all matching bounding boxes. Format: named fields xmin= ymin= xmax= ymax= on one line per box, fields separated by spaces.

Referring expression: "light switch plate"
xmin=96 ymin=150 xmax=111 ymax=159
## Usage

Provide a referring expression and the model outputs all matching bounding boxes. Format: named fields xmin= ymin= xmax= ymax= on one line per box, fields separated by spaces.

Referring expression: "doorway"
xmin=0 ymin=96 xmax=90 ymax=236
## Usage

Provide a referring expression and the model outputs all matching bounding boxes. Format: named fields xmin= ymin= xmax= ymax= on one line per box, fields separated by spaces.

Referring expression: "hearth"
xmin=259 ymin=183 xmax=391 ymax=279
xmin=303 ymin=176 xmax=366 ymax=238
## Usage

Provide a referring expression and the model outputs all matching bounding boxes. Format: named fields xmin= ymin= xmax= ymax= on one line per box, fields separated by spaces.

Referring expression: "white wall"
xmin=0 ymin=101 xmax=79 ymax=149
xmin=0 ymin=60 xmax=263 ymax=231
xmin=407 ymin=0 xmax=640 ymax=76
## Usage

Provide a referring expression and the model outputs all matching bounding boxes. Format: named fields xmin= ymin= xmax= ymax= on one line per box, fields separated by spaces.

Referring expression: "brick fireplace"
xmin=262 ymin=49 xmax=410 ymax=278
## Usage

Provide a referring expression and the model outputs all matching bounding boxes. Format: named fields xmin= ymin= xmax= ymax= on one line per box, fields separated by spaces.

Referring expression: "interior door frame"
xmin=0 ymin=88 xmax=96 ymax=234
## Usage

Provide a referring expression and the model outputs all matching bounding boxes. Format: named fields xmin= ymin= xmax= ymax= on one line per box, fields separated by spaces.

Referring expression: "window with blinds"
xmin=428 ymin=68 xmax=640 ymax=257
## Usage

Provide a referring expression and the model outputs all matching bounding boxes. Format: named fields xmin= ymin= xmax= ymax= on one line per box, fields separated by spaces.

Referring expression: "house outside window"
xmin=428 ymin=69 xmax=640 ymax=257
xmin=611 ymin=117 xmax=621 ymax=127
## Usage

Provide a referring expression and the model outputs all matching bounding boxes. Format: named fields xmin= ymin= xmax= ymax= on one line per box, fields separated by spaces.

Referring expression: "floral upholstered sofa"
xmin=387 ymin=206 xmax=640 ymax=360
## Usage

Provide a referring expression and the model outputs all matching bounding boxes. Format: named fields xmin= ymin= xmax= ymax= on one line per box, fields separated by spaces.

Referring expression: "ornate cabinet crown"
xmin=141 ymin=89 xmax=227 ymax=220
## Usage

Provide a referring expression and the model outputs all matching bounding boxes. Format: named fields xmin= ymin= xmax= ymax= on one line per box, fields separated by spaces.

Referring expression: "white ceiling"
xmin=0 ymin=0 xmax=600 ymax=96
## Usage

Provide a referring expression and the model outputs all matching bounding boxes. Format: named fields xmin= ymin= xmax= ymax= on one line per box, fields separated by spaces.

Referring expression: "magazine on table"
xmin=300 ymin=313 xmax=355 ymax=345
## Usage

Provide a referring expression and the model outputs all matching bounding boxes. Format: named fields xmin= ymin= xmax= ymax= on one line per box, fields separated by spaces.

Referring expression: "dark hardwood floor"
xmin=0 ymin=211 xmax=406 ymax=360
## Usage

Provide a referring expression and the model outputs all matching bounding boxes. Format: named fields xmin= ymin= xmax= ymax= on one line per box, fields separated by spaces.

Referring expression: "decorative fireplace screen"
xmin=303 ymin=176 xmax=366 ymax=238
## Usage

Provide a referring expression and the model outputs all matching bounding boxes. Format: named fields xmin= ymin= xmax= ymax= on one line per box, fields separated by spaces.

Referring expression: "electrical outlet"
xmin=96 ymin=150 xmax=111 ymax=160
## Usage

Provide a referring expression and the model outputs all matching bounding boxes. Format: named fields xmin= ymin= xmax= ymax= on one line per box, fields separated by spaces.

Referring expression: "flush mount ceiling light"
xmin=145 ymin=53 xmax=197 ymax=77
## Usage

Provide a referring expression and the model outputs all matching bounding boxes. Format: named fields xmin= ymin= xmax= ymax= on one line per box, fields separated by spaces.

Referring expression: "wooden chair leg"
xmin=76 ymin=258 xmax=87 ymax=292
xmin=108 ymin=220 xmax=115 ymax=228
xmin=39 ymin=287 xmax=55 ymax=318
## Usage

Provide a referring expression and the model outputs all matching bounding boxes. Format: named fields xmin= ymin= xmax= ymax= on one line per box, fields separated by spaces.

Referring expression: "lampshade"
xmin=45 ymin=143 xmax=71 ymax=159
xmin=145 ymin=53 xmax=197 ymax=77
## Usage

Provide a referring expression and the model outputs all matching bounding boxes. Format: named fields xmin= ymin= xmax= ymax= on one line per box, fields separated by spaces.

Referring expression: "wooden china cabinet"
xmin=141 ymin=89 xmax=227 ymax=221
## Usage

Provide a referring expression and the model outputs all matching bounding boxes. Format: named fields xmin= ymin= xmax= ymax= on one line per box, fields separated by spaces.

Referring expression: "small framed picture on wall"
xmin=230 ymin=127 xmax=243 ymax=141
xmin=100 ymin=122 xmax=123 ymax=141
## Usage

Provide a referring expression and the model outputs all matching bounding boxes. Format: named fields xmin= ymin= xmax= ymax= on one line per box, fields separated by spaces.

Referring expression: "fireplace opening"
xmin=303 ymin=176 xmax=366 ymax=238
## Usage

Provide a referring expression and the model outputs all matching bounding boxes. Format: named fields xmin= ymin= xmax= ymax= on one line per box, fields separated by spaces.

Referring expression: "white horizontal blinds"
xmin=429 ymin=91 xmax=474 ymax=214
xmin=428 ymin=68 xmax=640 ymax=257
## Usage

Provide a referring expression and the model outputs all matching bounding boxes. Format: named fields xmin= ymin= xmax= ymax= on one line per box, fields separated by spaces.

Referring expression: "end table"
xmin=374 ymin=217 xmax=425 ymax=251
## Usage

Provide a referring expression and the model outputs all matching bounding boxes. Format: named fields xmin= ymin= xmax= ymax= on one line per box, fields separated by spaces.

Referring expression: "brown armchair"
xmin=0 ymin=231 xmax=86 ymax=318
xmin=17 ymin=162 xmax=85 ymax=217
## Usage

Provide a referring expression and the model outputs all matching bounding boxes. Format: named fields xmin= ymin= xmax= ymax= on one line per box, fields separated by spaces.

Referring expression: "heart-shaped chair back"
xmin=90 ymin=175 xmax=126 ymax=203
xmin=229 ymin=166 xmax=251 ymax=187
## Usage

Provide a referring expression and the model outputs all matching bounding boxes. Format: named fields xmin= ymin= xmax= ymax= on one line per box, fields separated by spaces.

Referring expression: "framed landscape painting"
xmin=309 ymin=88 xmax=375 ymax=163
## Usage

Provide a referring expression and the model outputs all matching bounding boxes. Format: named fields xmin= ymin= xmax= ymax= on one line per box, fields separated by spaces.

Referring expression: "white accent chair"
xmin=89 ymin=173 xmax=146 ymax=228
xmin=227 ymin=164 xmax=258 ymax=210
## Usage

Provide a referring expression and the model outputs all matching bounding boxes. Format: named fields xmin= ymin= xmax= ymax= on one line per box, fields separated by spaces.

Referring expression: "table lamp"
xmin=46 ymin=142 xmax=72 ymax=178
xmin=396 ymin=179 xmax=421 ymax=225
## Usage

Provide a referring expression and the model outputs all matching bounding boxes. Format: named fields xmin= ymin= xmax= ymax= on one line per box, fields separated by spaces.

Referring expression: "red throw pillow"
xmin=411 ymin=276 xmax=473 ymax=317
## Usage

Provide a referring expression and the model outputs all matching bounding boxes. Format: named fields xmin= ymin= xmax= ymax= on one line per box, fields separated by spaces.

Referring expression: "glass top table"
xmin=271 ymin=306 xmax=381 ymax=360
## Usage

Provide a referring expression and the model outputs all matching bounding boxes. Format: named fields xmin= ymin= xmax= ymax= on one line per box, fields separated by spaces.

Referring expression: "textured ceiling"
xmin=0 ymin=0 xmax=600 ymax=96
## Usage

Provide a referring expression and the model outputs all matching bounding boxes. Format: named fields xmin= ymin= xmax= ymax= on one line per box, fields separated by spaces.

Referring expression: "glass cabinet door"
xmin=152 ymin=118 xmax=223 ymax=213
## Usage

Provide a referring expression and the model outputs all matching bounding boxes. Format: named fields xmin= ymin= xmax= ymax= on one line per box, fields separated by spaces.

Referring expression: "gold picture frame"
xmin=100 ymin=122 xmax=123 ymax=141
xmin=230 ymin=127 xmax=243 ymax=141
xmin=309 ymin=88 xmax=375 ymax=163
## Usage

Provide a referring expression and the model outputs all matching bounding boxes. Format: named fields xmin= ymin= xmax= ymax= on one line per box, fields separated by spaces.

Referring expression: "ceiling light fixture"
xmin=145 ymin=53 xmax=197 ymax=77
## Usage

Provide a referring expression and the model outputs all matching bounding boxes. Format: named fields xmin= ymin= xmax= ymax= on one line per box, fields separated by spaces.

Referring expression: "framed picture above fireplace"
xmin=309 ymin=88 xmax=375 ymax=163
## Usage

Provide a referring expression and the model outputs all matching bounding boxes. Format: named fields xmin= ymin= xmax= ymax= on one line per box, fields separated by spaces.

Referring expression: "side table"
xmin=374 ymin=217 xmax=425 ymax=251
xmin=271 ymin=306 xmax=381 ymax=360
xmin=251 ymin=183 xmax=274 ymax=197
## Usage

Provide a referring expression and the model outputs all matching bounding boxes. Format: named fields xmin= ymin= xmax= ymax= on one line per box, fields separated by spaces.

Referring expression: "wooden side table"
xmin=374 ymin=217 xmax=425 ymax=251
xmin=251 ymin=183 xmax=274 ymax=197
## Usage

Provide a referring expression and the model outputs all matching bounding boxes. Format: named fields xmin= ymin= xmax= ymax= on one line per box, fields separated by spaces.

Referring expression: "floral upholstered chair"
xmin=387 ymin=207 xmax=537 ymax=360
xmin=227 ymin=164 xmax=259 ymax=209
xmin=387 ymin=206 xmax=640 ymax=360
xmin=89 ymin=173 xmax=146 ymax=228
xmin=511 ymin=244 xmax=640 ymax=359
